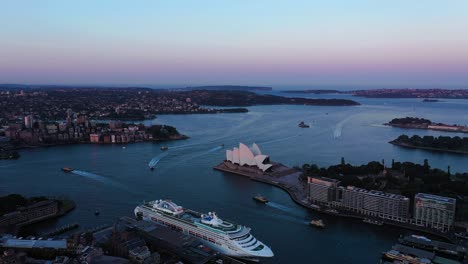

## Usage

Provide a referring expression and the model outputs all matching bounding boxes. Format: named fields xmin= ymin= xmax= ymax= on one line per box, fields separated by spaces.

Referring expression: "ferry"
xmin=382 ymin=249 xmax=430 ymax=264
xmin=298 ymin=121 xmax=310 ymax=128
xmin=253 ymin=194 xmax=268 ymax=204
xmin=61 ymin=167 xmax=74 ymax=173
xmin=134 ymin=199 xmax=274 ymax=260
xmin=160 ymin=146 xmax=168 ymax=151
xmin=309 ymin=219 xmax=325 ymax=228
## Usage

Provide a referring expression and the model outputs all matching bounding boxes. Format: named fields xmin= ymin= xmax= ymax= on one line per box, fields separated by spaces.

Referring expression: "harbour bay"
xmin=1 ymin=94 xmax=468 ymax=263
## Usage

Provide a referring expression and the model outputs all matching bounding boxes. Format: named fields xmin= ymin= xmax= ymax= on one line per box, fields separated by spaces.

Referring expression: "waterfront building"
xmin=225 ymin=143 xmax=273 ymax=172
xmin=307 ymin=177 xmax=340 ymax=204
xmin=0 ymin=200 xmax=59 ymax=227
xmin=414 ymin=193 xmax=456 ymax=232
xmin=339 ymin=186 xmax=409 ymax=222
xmin=90 ymin=133 xmax=100 ymax=143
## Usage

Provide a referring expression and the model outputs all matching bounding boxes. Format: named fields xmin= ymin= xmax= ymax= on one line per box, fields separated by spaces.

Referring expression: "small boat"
xmin=220 ymin=144 xmax=225 ymax=147
xmin=150 ymin=166 xmax=155 ymax=171
xmin=253 ymin=194 xmax=268 ymax=204
xmin=122 ymin=146 xmax=126 ymax=149
xmin=160 ymin=146 xmax=168 ymax=151
xmin=62 ymin=167 xmax=74 ymax=173
xmin=94 ymin=210 xmax=100 ymax=216
xmin=309 ymin=219 xmax=325 ymax=228
xmin=298 ymin=121 xmax=310 ymax=128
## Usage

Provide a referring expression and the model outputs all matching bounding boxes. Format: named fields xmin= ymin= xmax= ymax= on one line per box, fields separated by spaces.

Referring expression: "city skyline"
xmin=1 ymin=1 xmax=468 ymax=87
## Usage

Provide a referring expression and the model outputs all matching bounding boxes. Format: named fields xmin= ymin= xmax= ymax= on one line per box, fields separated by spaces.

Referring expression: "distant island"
xmin=390 ymin=134 xmax=468 ymax=154
xmin=422 ymin=98 xmax=439 ymax=102
xmin=385 ymin=117 xmax=468 ymax=133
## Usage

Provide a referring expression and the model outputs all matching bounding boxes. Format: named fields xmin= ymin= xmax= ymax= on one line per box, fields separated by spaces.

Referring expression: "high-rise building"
xmin=24 ymin=115 xmax=33 ymax=128
xmin=414 ymin=193 xmax=456 ymax=232
xmin=308 ymin=177 xmax=340 ymax=204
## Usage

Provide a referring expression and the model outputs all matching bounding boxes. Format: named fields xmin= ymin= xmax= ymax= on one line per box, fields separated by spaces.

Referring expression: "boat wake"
xmin=273 ymin=214 xmax=309 ymax=225
xmin=333 ymin=125 xmax=342 ymax=139
xmin=169 ymin=142 xmax=204 ymax=150
xmin=266 ymin=202 xmax=304 ymax=218
xmin=148 ymin=152 xmax=168 ymax=168
xmin=207 ymin=146 xmax=223 ymax=153
xmin=259 ymin=134 xmax=300 ymax=145
xmin=173 ymin=145 xmax=223 ymax=163
xmin=71 ymin=170 xmax=130 ymax=191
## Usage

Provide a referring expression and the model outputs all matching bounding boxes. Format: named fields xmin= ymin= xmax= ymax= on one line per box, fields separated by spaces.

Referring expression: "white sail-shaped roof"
xmin=254 ymin=155 xmax=268 ymax=165
xmin=225 ymin=142 xmax=273 ymax=172
xmin=226 ymin=150 xmax=233 ymax=162
xmin=232 ymin=148 xmax=240 ymax=164
xmin=251 ymin=143 xmax=262 ymax=156
xmin=239 ymin=143 xmax=256 ymax=166
xmin=259 ymin=164 xmax=273 ymax=172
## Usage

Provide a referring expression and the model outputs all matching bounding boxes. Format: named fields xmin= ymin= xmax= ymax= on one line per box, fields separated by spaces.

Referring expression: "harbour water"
xmin=1 ymin=93 xmax=468 ymax=263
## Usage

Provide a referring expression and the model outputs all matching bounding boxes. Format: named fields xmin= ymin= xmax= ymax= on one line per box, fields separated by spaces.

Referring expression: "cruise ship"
xmin=134 ymin=199 xmax=274 ymax=260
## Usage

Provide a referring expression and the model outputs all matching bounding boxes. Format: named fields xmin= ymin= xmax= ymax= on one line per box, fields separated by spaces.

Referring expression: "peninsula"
xmin=0 ymin=194 xmax=75 ymax=234
xmin=385 ymin=117 xmax=468 ymax=133
xmin=351 ymin=88 xmax=468 ymax=99
xmin=0 ymin=86 xmax=360 ymax=121
xmin=1 ymin=120 xmax=187 ymax=158
xmin=390 ymin=134 xmax=468 ymax=154
xmin=281 ymin=88 xmax=468 ymax=99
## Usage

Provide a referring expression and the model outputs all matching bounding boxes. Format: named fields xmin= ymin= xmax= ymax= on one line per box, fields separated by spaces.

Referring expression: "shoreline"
xmin=3 ymin=198 xmax=76 ymax=235
xmin=385 ymin=123 xmax=468 ymax=134
xmin=214 ymin=163 xmax=456 ymax=243
xmin=389 ymin=140 xmax=468 ymax=155
xmin=5 ymin=134 xmax=189 ymax=152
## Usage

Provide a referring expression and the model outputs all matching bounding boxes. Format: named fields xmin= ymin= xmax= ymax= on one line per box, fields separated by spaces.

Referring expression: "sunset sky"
xmin=1 ymin=0 xmax=468 ymax=88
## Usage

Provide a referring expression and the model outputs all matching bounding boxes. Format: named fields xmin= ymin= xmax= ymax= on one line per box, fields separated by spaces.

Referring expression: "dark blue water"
xmin=1 ymin=94 xmax=468 ymax=263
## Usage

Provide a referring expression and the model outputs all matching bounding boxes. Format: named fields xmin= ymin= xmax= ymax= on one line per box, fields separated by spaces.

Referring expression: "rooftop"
xmin=344 ymin=186 xmax=409 ymax=200
xmin=0 ymin=235 xmax=67 ymax=249
xmin=393 ymin=244 xmax=435 ymax=260
xmin=415 ymin=193 xmax=456 ymax=204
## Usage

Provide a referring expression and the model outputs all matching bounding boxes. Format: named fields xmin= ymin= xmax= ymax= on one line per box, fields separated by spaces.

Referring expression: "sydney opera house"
xmin=225 ymin=143 xmax=273 ymax=172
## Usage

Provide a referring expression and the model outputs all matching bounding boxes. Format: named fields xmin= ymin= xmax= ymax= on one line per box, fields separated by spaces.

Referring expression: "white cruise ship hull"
xmin=134 ymin=203 xmax=273 ymax=259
